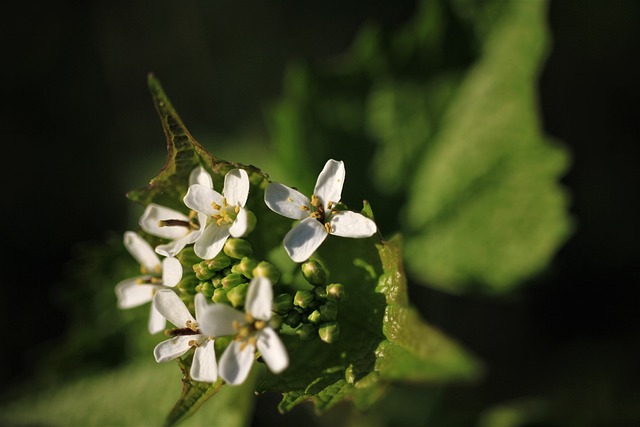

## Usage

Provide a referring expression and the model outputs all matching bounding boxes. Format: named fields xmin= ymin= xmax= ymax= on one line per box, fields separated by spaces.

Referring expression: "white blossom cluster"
xmin=115 ymin=160 xmax=376 ymax=385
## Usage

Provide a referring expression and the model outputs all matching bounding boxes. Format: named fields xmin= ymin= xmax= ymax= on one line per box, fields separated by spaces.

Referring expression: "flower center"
xmin=211 ymin=198 xmax=239 ymax=227
xmin=231 ymin=314 xmax=268 ymax=350
xmin=309 ymin=195 xmax=335 ymax=233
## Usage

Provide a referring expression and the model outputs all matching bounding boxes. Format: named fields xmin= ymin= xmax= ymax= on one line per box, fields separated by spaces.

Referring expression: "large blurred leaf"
xmin=403 ymin=0 xmax=572 ymax=293
xmin=0 ymin=361 xmax=255 ymax=427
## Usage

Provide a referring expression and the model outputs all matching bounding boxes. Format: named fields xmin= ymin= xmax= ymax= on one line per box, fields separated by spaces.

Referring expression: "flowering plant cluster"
xmin=113 ymin=77 xmax=478 ymax=425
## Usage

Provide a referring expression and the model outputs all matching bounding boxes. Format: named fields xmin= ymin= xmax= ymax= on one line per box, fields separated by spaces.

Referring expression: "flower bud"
xmin=231 ymin=257 xmax=258 ymax=279
xmin=296 ymin=324 xmax=316 ymax=341
xmin=326 ymin=283 xmax=345 ymax=301
xmin=294 ymin=290 xmax=315 ymax=309
xmin=270 ymin=313 xmax=283 ymax=330
xmin=199 ymin=280 xmax=215 ymax=298
xmin=252 ymin=261 xmax=280 ymax=284
xmin=314 ymin=286 xmax=327 ymax=299
xmin=177 ymin=277 xmax=198 ymax=295
xmin=212 ymin=288 xmax=230 ymax=305
xmin=211 ymin=276 xmax=223 ymax=289
xmin=307 ymin=309 xmax=322 ymax=324
xmin=274 ymin=293 xmax=294 ymax=313
xmin=178 ymin=246 xmax=200 ymax=266
xmin=193 ymin=261 xmax=216 ymax=280
xmin=244 ymin=210 xmax=257 ymax=235
xmin=284 ymin=311 xmax=301 ymax=327
xmin=205 ymin=252 xmax=232 ymax=271
xmin=227 ymin=283 xmax=249 ymax=308
xmin=224 ymin=238 xmax=253 ymax=259
xmin=318 ymin=321 xmax=340 ymax=343
xmin=320 ymin=301 xmax=338 ymax=321
xmin=301 ymin=260 xmax=327 ymax=286
xmin=222 ymin=273 xmax=247 ymax=289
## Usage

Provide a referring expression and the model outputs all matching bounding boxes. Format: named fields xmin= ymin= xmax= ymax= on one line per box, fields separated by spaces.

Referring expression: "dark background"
xmin=1 ymin=1 xmax=638 ymax=425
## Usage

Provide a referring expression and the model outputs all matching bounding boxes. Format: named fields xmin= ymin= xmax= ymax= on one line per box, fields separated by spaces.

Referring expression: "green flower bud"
xmin=200 ymin=280 xmax=215 ymax=298
xmin=205 ymin=252 xmax=232 ymax=271
xmin=221 ymin=273 xmax=246 ymax=289
xmin=212 ymin=288 xmax=230 ymax=305
xmin=227 ymin=282 xmax=249 ymax=308
xmin=270 ymin=313 xmax=283 ymax=330
xmin=314 ymin=286 xmax=327 ymax=299
xmin=274 ymin=293 xmax=294 ymax=313
xmin=284 ymin=311 xmax=301 ymax=327
xmin=211 ymin=276 xmax=223 ymax=289
xmin=224 ymin=238 xmax=253 ymax=259
xmin=301 ymin=260 xmax=327 ymax=286
xmin=294 ymin=290 xmax=315 ymax=309
xmin=318 ymin=321 xmax=340 ymax=343
xmin=296 ymin=324 xmax=316 ymax=341
xmin=177 ymin=246 xmax=200 ymax=266
xmin=326 ymin=283 xmax=345 ymax=301
xmin=193 ymin=261 xmax=216 ymax=280
xmin=307 ymin=309 xmax=322 ymax=324
xmin=178 ymin=278 xmax=198 ymax=295
xmin=231 ymin=257 xmax=258 ymax=279
xmin=252 ymin=261 xmax=280 ymax=284
xmin=320 ymin=301 xmax=338 ymax=321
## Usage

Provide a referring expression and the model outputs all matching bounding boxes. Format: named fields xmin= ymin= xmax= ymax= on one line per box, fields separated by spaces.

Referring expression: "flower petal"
xmin=223 ymin=169 xmax=249 ymax=207
xmin=184 ymin=184 xmax=223 ymax=216
xmin=194 ymin=292 xmax=209 ymax=321
xmin=153 ymin=289 xmax=195 ymax=328
xmin=194 ymin=223 xmax=230 ymax=260
xmin=199 ymin=304 xmax=245 ymax=337
xmin=123 ymin=232 xmax=160 ymax=273
xmin=153 ymin=335 xmax=196 ymax=363
xmin=329 ymin=211 xmax=377 ymax=238
xmin=189 ymin=166 xmax=213 ymax=189
xmin=219 ymin=340 xmax=255 ymax=385
xmin=191 ymin=340 xmax=218 ymax=382
xmin=155 ymin=231 xmax=196 ymax=257
xmin=314 ymin=159 xmax=345 ymax=210
xmin=148 ymin=303 xmax=167 ymax=334
xmin=264 ymin=183 xmax=311 ymax=220
xmin=283 ymin=217 xmax=328 ymax=263
xmin=245 ymin=277 xmax=273 ymax=321
xmin=161 ymin=257 xmax=183 ymax=288
xmin=228 ymin=207 xmax=249 ymax=238
xmin=115 ymin=278 xmax=155 ymax=308
xmin=140 ymin=204 xmax=190 ymax=240
xmin=257 ymin=327 xmax=288 ymax=374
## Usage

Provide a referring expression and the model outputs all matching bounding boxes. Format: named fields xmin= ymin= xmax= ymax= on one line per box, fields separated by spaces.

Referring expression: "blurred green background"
xmin=1 ymin=0 xmax=639 ymax=426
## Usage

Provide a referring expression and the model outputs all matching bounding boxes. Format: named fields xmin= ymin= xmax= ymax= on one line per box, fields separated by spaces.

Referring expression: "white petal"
xmin=153 ymin=336 xmax=196 ymax=362
xmin=314 ymin=159 xmax=345 ymax=210
xmin=155 ymin=232 xmax=195 ymax=257
xmin=194 ymin=223 xmax=230 ymax=260
xmin=245 ymin=277 xmax=273 ymax=321
xmin=199 ymin=304 xmax=245 ymax=337
xmin=283 ymin=217 xmax=328 ymax=263
xmin=148 ymin=304 xmax=167 ymax=334
xmin=219 ymin=340 xmax=255 ymax=385
xmin=191 ymin=340 xmax=218 ymax=382
xmin=153 ymin=289 xmax=195 ymax=328
xmin=264 ymin=183 xmax=311 ymax=220
xmin=329 ymin=211 xmax=377 ymax=238
xmin=189 ymin=166 xmax=213 ymax=189
xmin=223 ymin=169 xmax=250 ymax=207
xmin=228 ymin=207 xmax=249 ymax=238
xmin=115 ymin=278 xmax=155 ymax=308
xmin=140 ymin=204 xmax=190 ymax=240
xmin=257 ymin=328 xmax=288 ymax=374
xmin=123 ymin=232 xmax=160 ymax=273
xmin=194 ymin=293 xmax=209 ymax=321
xmin=161 ymin=257 xmax=183 ymax=287
xmin=184 ymin=184 xmax=223 ymax=216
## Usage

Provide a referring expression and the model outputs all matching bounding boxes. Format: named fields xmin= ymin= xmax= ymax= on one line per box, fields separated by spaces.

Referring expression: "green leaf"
xmin=403 ymin=0 xmax=572 ymax=293
xmin=257 ymin=230 xmax=481 ymax=413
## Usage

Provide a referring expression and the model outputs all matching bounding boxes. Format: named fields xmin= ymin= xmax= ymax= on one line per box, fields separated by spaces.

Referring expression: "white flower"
xmin=199 ymin=277 xmax=288 ymax=385
xmin=139 ymin=167 xmax=212 ymax=257
xmin=264 ymin=159 xmax=377 ymax=262
xmin=152 ymin=290 xmax=218 ymax=383
xmin=183 ymin=168 xmax=251 ymax=260
xmin=115 ymin=232 xmax=183 ymax=334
